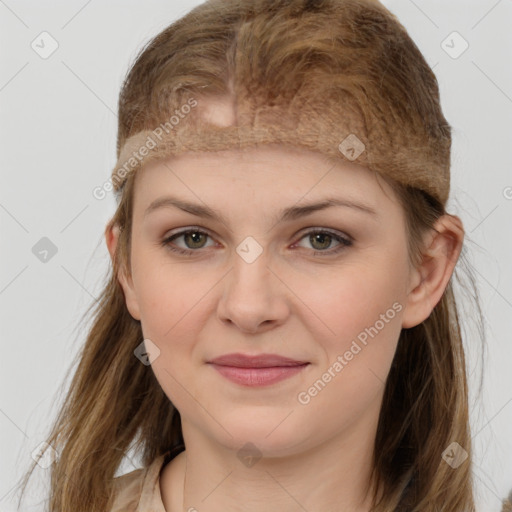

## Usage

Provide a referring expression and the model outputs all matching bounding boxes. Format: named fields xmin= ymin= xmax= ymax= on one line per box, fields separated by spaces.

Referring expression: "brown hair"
xmin=15 ymin=0 xmax=498 ymax=510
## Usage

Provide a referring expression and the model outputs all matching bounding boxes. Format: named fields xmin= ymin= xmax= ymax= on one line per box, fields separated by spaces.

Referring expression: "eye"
xmin=293 ymin=229 xmax=353 ymax=255
xmin=162 ymin=228 xmax=215 ymax=255
xmin=161 ymin=227 xmax=353 ymax=256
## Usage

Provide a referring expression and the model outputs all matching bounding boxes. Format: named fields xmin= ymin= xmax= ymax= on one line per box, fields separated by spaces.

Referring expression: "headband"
xmin=110 ymin=95 xmax=450 ymax=205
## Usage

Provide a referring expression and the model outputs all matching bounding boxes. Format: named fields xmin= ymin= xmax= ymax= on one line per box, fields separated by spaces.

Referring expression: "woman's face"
xmin=121 ymin=144 xmax=416 ymax=457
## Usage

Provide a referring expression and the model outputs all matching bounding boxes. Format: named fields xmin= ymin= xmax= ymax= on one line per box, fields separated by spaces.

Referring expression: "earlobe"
xmin=104 ymin=221 xmax=141 ymax=321
xmin=401 ymin=215 xmax=464 ymax=329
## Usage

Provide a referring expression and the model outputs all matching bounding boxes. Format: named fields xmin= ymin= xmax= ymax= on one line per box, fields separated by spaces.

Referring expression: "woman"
xmin=16 ymin=0 xmax=511 ymax=510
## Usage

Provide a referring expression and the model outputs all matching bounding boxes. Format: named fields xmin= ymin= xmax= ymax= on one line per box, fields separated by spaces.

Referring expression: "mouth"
xmin=206 ymin=353 xmax=310 ymax=387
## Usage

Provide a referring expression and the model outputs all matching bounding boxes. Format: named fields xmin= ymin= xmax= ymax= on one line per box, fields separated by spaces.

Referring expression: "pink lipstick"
xmin=207 ymin=353 xmax=310 ymax=387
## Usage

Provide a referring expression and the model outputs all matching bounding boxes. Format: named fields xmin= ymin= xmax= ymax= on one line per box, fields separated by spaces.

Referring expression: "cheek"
xmin=137 ymin=276 xmax=204 ymax=341
xmin=131 ymin=246 xmax=206 ymax=343
xmin=291 ymin=267 xmax=406 ymax=438
xmin=311 ymin=253 xmax=406 ymax=316
xmin=132 ymin=258 xmax=210 ymax=406
xmin=296 ymin=244 xmax=409 ymax=379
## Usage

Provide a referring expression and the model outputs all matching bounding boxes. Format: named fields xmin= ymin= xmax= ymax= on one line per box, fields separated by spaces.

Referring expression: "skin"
xmin=106 ymin=144 xmax=464 ymax=512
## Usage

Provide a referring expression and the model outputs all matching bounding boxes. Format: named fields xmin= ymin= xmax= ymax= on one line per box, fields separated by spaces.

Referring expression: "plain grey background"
xmin=1 ymin=0 xmax=511 ymax=510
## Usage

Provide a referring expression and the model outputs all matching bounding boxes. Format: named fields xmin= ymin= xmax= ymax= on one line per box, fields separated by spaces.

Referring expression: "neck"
xmin=161 ymin=414 xmax=380 ymax=512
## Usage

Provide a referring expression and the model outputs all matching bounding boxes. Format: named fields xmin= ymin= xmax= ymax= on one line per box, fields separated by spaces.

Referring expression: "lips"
xmin=207 ymin=353 xmax=308 ymax=368
xmin=206 ymin=353 xmax=310 ymax=387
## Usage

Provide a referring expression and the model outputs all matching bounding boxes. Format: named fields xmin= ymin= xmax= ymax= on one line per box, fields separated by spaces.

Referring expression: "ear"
xmin=401 ymin=214 xmax=464 ymax=329
xmin=105 ymin=222 xmax=141 ymax=321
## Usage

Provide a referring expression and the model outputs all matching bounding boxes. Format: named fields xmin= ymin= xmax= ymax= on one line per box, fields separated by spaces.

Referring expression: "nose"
xmin=216 ymin=243 xmax=291 ymax=334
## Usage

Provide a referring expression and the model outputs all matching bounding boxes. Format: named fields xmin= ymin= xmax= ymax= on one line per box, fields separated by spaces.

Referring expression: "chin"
xmin=208 ymin=416 xmax=307 ymax=458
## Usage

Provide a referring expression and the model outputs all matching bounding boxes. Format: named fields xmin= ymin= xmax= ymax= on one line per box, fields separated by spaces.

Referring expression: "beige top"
xmin=110 ymin=450 xmax=175 ymax=512
xmin=109 ymin=450 xmax=512 ymax=512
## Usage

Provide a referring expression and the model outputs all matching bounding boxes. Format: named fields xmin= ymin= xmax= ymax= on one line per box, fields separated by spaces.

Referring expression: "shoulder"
xmin=109 ymin=466 xmax=147 ymax=512
xmin=108 ymin=452 xmax=172 ymax=512
xmin=108 ymin=445 xmax=183 ymax=512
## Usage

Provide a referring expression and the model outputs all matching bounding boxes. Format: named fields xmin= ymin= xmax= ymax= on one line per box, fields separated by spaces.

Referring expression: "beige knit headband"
xmin=111 ymin=94 xmax=450 ymax=205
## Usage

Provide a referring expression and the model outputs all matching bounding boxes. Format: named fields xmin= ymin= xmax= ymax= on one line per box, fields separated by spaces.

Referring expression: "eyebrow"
xmin=143 ymin=195 xmax=378 ymax=224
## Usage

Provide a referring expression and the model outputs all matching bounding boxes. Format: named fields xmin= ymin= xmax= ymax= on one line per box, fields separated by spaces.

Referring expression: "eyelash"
xmin=161 ymin=227 xmax=353 ymax=257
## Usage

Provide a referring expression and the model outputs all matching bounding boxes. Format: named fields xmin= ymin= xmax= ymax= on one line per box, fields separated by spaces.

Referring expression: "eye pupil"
xmin=310 ymin=233 xmax=332 ymax=250
xmin=185 ymin=231 xmax=207 ymax=248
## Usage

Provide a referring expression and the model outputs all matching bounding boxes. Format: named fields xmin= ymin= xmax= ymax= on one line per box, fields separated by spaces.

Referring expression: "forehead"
xmin=135 ymin=144 xmax=380 ymax=187
xmin=131 ymin=144 xmax=398 ymax=218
